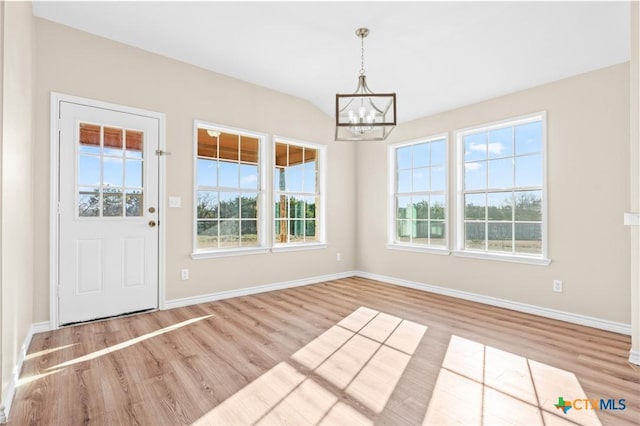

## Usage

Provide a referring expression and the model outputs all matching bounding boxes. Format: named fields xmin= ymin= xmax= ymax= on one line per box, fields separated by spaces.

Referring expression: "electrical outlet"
xmin=553 ymin=279 xmax=563 ymax=293
xmin=336 ymin=252 xmax=342 ymax=261
xmin=181 ymin=269 xmax=189 ymax=280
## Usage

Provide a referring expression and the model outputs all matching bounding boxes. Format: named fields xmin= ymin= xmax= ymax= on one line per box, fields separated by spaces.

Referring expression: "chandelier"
xmin=335 ymin=28 xmax=396 ymax=141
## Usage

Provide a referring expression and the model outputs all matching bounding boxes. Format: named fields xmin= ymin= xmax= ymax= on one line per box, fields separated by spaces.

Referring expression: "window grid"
xmin=195 ymin=125 xmax=263 ymax=251
xmin=77 ymin=123 xmax=144 ymax=219
xmin=274 ymin=141 xmax=320 ymax=245
xmin=460 ymin=114 xmax=545 ymax=257
xmin=393 ymin=137 xmax=448 ymax=248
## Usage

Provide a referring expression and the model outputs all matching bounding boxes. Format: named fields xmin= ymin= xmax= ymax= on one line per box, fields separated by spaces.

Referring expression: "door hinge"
xmin=155 ymin=149 xmax=172 ymax=156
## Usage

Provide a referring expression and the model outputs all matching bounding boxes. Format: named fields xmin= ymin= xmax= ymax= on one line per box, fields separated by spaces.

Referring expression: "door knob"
xmin=148 ymin=220 xmax=157 ymax=227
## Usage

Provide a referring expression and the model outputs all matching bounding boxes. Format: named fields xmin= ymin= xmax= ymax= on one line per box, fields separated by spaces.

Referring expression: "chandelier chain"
xmin=360 ymin=33 xmax=365 ymax=75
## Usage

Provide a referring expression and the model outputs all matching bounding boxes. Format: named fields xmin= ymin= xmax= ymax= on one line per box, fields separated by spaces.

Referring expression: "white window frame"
xmin=272 ymin=136 xmax=327 ymax=253
xmin=454 ymin=111 xmax=550 ymax=265
xmin=191 ymin=120 xmax=268 ymax=259
xmin=387 ymin=134 xmax=450 ymax=255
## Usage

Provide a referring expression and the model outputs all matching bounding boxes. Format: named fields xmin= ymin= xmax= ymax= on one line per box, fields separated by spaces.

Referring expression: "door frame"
xmin=49 ymin=92 xmax=167 ymax=329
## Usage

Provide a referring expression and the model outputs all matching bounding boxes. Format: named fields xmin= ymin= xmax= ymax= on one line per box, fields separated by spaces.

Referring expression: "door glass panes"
xmin=196 ymin=126 xmax=262 ymax=250
xmin=77 ymin=123 xmax=144 ymax=218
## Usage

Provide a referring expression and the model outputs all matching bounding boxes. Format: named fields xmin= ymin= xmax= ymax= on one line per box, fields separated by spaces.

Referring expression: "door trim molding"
xmin=49 ymin=92 xmax=167 ymax=329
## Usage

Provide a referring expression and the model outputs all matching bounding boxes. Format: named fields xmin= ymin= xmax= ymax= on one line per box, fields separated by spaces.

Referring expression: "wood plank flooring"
xmin=9 ymin=277 xmax=640 ymax=425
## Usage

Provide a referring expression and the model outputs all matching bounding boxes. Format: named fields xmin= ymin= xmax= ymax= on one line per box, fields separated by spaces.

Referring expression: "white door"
xmin=58 ymin=101 xmax=159 ymax=325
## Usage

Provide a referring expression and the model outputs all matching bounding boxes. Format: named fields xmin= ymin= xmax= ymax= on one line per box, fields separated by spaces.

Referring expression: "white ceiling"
xmin=32 ymin=1 xmax=630 ymax=123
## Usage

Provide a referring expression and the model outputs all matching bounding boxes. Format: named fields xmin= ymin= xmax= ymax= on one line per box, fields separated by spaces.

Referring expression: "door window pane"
xmin=79 ymin=187 xmax=100 ymax=217
xmin=125 ymin=130 xmax=143 ymax=157
xmin=125 ymin=159 xmax=143 ymax=188
xmin=77 ymin=123 xmax=145 ymax=219
xmin=125 ymin=190 xmax=143 ymax=217
xmin=79 ymin=123 xmax=101 ymax=154
xmin=103 ymin=158 xmax=124 ymax=187
xmin=79 ymin=155 xmax=100 ymax=186
xmin=103 ymin=191 xmax=123 ymax=217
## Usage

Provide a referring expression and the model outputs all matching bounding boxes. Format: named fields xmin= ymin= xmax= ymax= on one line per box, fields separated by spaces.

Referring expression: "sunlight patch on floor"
xmin=25 ymin=343 xmax=78 ymax=360
xmin=17 ymin=369 xmax=63 ymax=387
xmin=194 ymin=307 xmax=428 ymax=425
xmin=423 ymin=335 xmax=602 ymax=426
xmin=46 ymin=315 xmax=213 ymax=370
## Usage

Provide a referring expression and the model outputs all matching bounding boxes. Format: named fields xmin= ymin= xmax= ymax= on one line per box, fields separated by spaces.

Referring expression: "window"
xmin=77 ymin=123 xmax=144 ymax=218
xmin=389 ymin=135 xmax=448 ymax=250
xmin=457 ymin=112 xmax=547 ymax=261
xmin=274 ymin=138 xmax=324 ymax=247
xmin=194 ymin=122 xmax=266 ymax=255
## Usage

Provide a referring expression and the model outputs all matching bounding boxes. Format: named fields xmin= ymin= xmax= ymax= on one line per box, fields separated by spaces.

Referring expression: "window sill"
xmin=191 ymin=247 xmax=270 ymax=260
xmin=271 ymin=243 xmax=328 ymax=253
xmin=453 ymin=250 xmax=551 ymax=266
xmin=386 ymin=244 xmax=451 ymax=256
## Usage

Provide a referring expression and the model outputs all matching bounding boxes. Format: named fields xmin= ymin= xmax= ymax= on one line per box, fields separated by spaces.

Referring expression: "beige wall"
xmin=31 ymin=15 xmax=634 ymax=331
xmin=630 ymin=1 xmax=639 ymax=359
xmin=357 ymin=63 xmax=631 ymax=324
xmin=1 ymin=0 xmax=36 ymax=403
xmin=33 ymin=19 xmax=356 ymax=321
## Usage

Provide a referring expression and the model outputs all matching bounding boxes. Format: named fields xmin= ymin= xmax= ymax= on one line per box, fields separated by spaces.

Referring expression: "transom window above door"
xmin=77 ymin=123 xmax=144 ymax=218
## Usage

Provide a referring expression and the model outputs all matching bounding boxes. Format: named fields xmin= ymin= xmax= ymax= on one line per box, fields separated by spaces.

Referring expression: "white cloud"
xmin=465 ymin=162 xmax=483 ymax=171
xmin=241 ymin=175 xmax=257 ymax=184
xmin=467 ymin=142 xmax=506 ymax=156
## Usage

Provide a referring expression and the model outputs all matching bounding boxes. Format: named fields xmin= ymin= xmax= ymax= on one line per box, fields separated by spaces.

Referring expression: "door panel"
xmin=59 ymin=101 xmax=159 ymax=325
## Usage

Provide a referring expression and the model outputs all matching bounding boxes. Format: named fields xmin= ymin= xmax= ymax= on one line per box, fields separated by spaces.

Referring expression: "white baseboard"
xmin=4 ymin=269 xmax=633 ymax=423
xmin=355 ymin=271 xmax=632 ymax=335
xmin=164 ymin=271 xmax=357 ymax=310
xmin=0 ymin=321 xmax=47 ymax=423
xmin=30 ymin=321 xmax=51 ymax=334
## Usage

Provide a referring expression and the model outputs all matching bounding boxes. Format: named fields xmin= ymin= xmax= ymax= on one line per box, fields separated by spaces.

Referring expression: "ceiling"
xmin=32 ymin=1 xmax=630 ymax=123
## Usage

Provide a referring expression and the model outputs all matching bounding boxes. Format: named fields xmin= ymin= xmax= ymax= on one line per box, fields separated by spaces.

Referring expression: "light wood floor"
xmin=9 ymin=277 xmax=640 ymax=425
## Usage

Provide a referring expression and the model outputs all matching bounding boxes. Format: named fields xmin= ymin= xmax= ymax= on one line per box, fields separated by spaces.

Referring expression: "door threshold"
xmin=61 ymin=308 xmax=156 ymax=327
